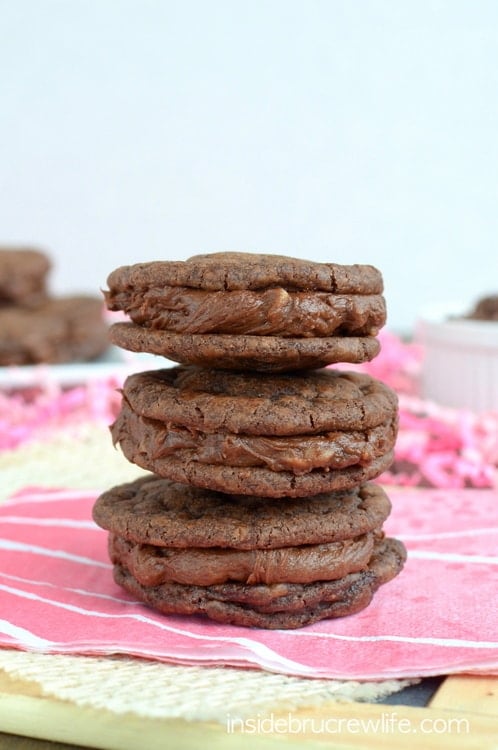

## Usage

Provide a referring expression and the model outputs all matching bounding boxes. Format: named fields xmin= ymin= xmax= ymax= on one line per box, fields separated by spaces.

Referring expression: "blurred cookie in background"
xmin=463 ymin=294 xmax=498 ymax=322
xmin=0 ymin=295 xmax=109 ymax=365
xmin=0 ymin=246 xmax=109 ymax=366
xmin=0 ymin=247 xmax=51 ymax=308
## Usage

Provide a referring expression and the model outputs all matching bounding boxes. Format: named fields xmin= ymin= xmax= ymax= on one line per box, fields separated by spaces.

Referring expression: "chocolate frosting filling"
xmin=105 ymin=286 xmax=386 ymax=337
xmin=109 ymin=530 xmax=381 ymax=586
xmin=111 ymin=402 xmax=397 ymax=474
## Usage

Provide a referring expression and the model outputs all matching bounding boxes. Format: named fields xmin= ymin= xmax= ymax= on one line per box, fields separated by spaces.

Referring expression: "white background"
xmin=1 ymin=0 xmax=497 ymax=332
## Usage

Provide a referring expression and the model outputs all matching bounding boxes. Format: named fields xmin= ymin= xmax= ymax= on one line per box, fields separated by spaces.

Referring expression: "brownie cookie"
xmin=108 ymin=530 xmax=380 ymax=586
xmin=112 ymin=537 xmax=407 ymax=628
xmin=109 ymin=323 xmax=381 ymax=372
xmin=110 ymin=366 xmax=397 ymax=496
xmin=0 ymin=296 xmax=109 ymax=365
xmin=105 ymin=252 xmax=386 ymax=371
xmin=106 ymin=252 xmax=384 ymax=295
xmin=92 ymin=477 xmax=392 ymax=549
xmin=117 ymin=366 xmax=397 ymax=433
xmin=0 ymin=247 xmax=51 ymax=308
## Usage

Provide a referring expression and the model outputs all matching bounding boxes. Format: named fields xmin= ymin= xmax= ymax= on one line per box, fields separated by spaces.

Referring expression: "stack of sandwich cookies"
xmin=94 ymin=252 xmax=406 ymax=628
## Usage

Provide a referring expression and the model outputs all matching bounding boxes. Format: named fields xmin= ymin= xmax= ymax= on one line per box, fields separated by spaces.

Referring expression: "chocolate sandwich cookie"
xmin=0 ymin=296 xmax=109 ymax=365
xmin=105 ymin=252 xmax=386 ymax=371
xmin=0 ymin=247 xmax=51 ymax=308
xmin=112 ymin=537 xmax=407 ymax=628
xmin=108 ymin=530 xmax=380 ymax=586
xmin=92 ymin=477 xmax=392 ymax=550
xmin=110 ymin=367 xmax=398 ymax=497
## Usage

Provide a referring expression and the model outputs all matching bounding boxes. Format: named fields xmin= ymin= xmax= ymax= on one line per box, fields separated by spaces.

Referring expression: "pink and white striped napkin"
xmin=0 ymin=485 xmax=497 ymax=679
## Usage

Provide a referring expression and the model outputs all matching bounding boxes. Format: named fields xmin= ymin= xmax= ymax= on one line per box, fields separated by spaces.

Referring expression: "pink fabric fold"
xmin=0 ymin=484 xmax=497 ymax=679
